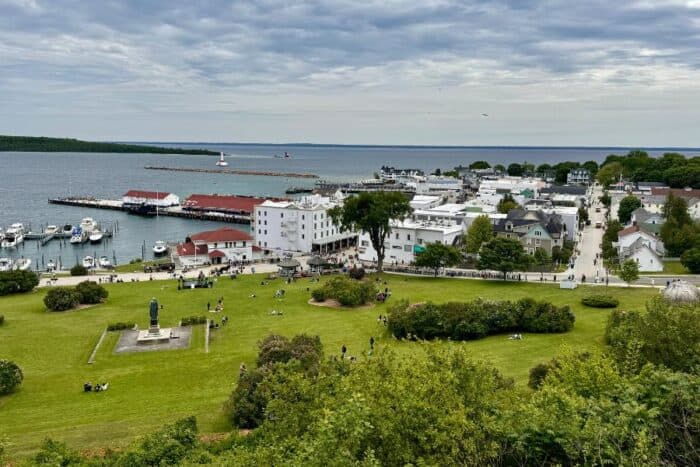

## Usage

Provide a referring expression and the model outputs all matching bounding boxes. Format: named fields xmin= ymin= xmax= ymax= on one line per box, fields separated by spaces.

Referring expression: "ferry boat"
xmin=70 ymin=226 xmax=87 ymax=244
xmin=1 ymin=224 xmax=25 ymax=248
xmin=215 ymin=152 xmax=229 ymax=167
xmin=153 ymin=240 xmax=168 ymax=256
xmin=0 ymin=258 xmax=12 ymax=271
xmin=80 ymin=217 xmax=97 ymax=233
xmin=98 ymin=256 xmax=112 ymax=268
xmin=13 ymin=258 xmax=32 ymax=271
xmin=89 ymin=230 xmax=104 ymax=244
xmin=82 ymin=256 xmax=95 ymax=269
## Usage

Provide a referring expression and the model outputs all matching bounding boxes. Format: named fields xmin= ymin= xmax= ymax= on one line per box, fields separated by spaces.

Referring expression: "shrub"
xmin=257 ymin=334 xmax=292 ymax=367
xmin=33 ymin=438 xmax=81 ymax=466
xmin=348 ymin=266 xmax=366 ymax=280
xmin=0 ymin=270 xmax=39 ymax=296
xmin=75 ymin=280 xmax=108 ymax=304
xmin=43 ymin=287 xmax=81 ymax=311
xmin=129 ymin=257 xmax=142 ymax=264
xmin=312 ymin=276 xmax=376 ymax=307
xmin=388 ymin=298 xmax=574 ymax=340
xmin=0 ymin=315 xmax=4 ymax=326
xmin=581 ymin=294 xmax=619 ymax=308
xmin=107 ymin=322 xmax=135 ymax=331
xmin=528 ymin=362 xmax=554 ymax=390
xmin=0 ymin=359 xmax=23 ymax=395
xmin=69 ymin=264 xmax=88 ymax=276
xmin=181 ymin=315 xmax=207 ymax=326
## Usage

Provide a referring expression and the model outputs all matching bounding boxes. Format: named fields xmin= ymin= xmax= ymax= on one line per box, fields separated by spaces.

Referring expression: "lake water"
xmin=2 ymin=144 xmax=698 ymax=269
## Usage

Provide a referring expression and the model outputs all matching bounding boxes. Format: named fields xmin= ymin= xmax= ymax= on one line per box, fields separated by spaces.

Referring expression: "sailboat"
xmin=215 ymin=152 xmax=229 ymax=167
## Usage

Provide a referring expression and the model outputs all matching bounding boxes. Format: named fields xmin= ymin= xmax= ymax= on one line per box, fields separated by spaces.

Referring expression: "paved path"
xmin=572 ymin=185 xmax=606 ymax=282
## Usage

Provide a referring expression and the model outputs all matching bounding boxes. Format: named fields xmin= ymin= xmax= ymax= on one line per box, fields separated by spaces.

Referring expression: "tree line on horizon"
xmin=0 ymin=135 xmax=218 ymax=155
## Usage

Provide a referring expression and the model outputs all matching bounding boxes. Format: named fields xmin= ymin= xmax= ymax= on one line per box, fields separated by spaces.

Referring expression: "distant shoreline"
xmin=0 ymin=135 xmax=218 ymax=155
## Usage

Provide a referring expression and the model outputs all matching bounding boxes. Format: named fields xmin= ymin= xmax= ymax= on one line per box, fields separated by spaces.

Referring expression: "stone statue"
xmin=149 ymin=297 xmax=159 ymax=326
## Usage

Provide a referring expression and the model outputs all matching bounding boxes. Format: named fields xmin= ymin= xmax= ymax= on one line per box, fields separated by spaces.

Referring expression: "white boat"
xmin=62 ymin=224 xmax=73 ymax=236
xmin=13 ymin=258 xmax=32 ymax=271
xmin=89 ymin=230 xmax=104 ymax=244
xmin=153 ymin=240 xmax=168 ymax=255
xmin=70 ymin=226 xmax=87 ymax=244
xmin=0 ymin=228 xmax=4 ymax=242
xmin=0 ymin=258 xmax=12 ymax=271
xmin=98 ymin=256 xmax=112 ymax=268
xmin=80 ymin=217 xmax=97 ymax=233
xmin=43 ymin=225 xmax=59 ymax=235
xmin=215 ymin=152 xmax=229 ymax=167
xmin=82 ymin=256 xmax=95 ymax=269
xmin=274 ymin=151 xmax=292 ymax=159
xmin=1 ymin=224 xmax=25 ymax=248
xmin=46 ymin=260 xmax=57 ymax=271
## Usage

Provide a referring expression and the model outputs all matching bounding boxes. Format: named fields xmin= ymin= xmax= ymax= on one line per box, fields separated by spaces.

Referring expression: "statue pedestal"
xmin=136 ymin=327 xmax=174 ymax=344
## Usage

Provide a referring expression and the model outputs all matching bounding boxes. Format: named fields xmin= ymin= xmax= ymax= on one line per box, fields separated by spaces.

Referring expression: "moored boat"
xmin=98 ymin=256 xmax=112 ymax=268
xmin=89 ymin=230 xmax=104 ymax=243
xmin=13 ymin=258 xmax=32 ymax=271
xmin=43 ymin=225 xmax=59 ymax=235
xmin=70 ymin=226 xmax=87 ymax=244
xmin=0 ymin=257 xmax=12 ymax=271
xmin=80 ymin=217 xmax=97 ymax=233
xmin=62 ymin=224 xmax=73 ymax=236
xmin=153 ymin=240 xmax=168 ymax=256
xmin=1 ymin=224 xmax=25 ymax=248
xmin=46 ymin=260 xmax=57 ymax=271
xmin=82 ymin=256 xmax=95 ymax=269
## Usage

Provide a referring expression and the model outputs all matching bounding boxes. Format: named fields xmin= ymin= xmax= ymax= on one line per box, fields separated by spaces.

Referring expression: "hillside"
xmin=0 ymin=135 xmax=218 ymax=155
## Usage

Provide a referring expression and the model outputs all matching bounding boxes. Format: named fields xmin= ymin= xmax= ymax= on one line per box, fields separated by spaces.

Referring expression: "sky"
xmin=1 ymin=0 xmax=699 ymax=146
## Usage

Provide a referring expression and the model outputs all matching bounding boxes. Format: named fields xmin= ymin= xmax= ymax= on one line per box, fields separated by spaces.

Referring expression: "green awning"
xmin=413 ymin=244 xmax=426 ymax=253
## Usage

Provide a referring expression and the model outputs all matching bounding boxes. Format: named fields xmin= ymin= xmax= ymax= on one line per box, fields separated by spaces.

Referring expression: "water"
xmin=2 ymin=144 xmax=699 ymax=269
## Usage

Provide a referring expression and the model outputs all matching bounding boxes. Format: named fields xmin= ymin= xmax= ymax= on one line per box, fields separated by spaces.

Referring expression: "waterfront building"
xmin=566 ymin=168 xmax=591 ymax=185
xmin=176 ymin=227 xmax=253 ymax=266
xmin=410 ymin=195 xmax=443 ymax=210
xmin=254 ymin=194 xmax=358 ymax=255
xmin=122 ymin=190 xmax=179 ymax=208
xmin=379 ymin=166 xmax=424 ymax=181
xmin=182 ymin=194 xmax=273 ymax=217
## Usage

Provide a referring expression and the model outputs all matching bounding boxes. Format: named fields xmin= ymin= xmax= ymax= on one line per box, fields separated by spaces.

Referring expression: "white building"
xmin=254 ymin=194 xmax=358 ymax=255
xmin=176 ymin=227 xmax=254 ymax=266
xmin=410 ymin=195 xmax=443 ymax=210
xmin=543 ymin=206 xmax=579 ymax=241
xmin=122 ymin=190 xmax=180 ymax=208
xmin=358 ymin=218 xmax=464 ymax=265
xmin=407 ymin=176 xmax=463 ymax=194
xmin=475 ymin=177 xmax=543 ymax=207
xmin=615 ymin=225 xmax=665 ymax=260
xmin=566 ymin=169 xmax=590 ymax=185
xmin=627 ymin=243 xmax=664 ymax=272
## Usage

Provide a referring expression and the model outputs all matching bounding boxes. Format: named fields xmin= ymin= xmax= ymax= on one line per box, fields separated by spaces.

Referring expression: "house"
xmin=493 ymin=209 xmax=565 ymax=255
xmin=635 ymin=181 xmax=667 ymax=194
xmin=254 ymin=194 xmax=358 ymax=255
xmin=615 ymin=225 xmax=665 ymax=268
xmin=624 ymin=239 xmax=664 ymax=272
xmin=357 ymin=218 xmax=464 ymax=265
xmin=122 ymin=190 xmax=179 ymax=208
xmin=176 ymin=227 xmax=253 ymax=266
xmin=566 ymin=169 xmax=590 ymax=185
xmin=631 ymin=208 xmax=665 ymax=235
xmin=379 ymin=166 xmax=424 ymax=181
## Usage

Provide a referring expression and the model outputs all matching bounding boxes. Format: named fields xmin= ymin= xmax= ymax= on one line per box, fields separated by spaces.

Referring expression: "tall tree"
xmin=662 ymin=193 xmax=691 ymax=225
xmin=468 ymin=160 xmax=490 ymax=169
xmin=465 ymin=215 xmax=494 ymax=253
xmin=497 ymin=193 xmax=519 ymax=214
xmin=494 ymin=164 xmax=506 ymax=173
xmin=618 ymin=195 xmax=642 ymax=224
xmin=618 ymin=259 xmax=639 ymax=286
xmin=478 ymin=237 xmax=530 ymax=279
xmin=507 ymin=163 xmax=524 ymax=177
xmin=414 ymin=242 xmax=462 ymax=277
xmin=328 ymin=192 xmax=412 ymax=272
xmin=533 ymin=247 xmax=552 ymax=273
xmin=582 ymin=160 xmax=599 ymax=177
xmin=596 ymin=162 xmax=624 ymax=188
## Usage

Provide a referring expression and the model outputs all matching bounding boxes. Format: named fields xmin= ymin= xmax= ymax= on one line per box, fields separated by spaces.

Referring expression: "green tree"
xmin=617 ymin=195 xmax=642 ymax=224
xmin=328 ymin=192 xmax=412 ymax=272
xmin=577 ymin=206 xmax=589 ymax=226
xmin=536 ymin=163 xmax=552 ymax=174
xmin=414 ymin=242 xmax=462 ymax=277
xmin=0 ymin=360 xmax=23 ymax=395
xmin=507 ymin=163 xmax=523 ymax=176
xmin=468 ymin=160 xmax=490 ymax=169
xmin=599 ymin=191 xmax=611 ymax=208
xmin=663 ymin=192 xmax=691 ymax=225
xmin=533 ymin=247 xmax=552 ymax=272
xmin=618 ymin=259 xmax=639 ymax=286
xmin=597 ymin=161 xmax=623 ymax=187
xmin=478 ymin=237 xmax=530 ymax=279
xmin=582 ymin=160 xmax=599 ymax=177
xmin=661 ymin=219 xmax=699 ymax=257
xmin=681 ymin=247 xmax=700 ymax=273
xmin=465 ymin=215 xmax=494 ymax=253
xmin=497 ymin=193 xmax=519 ymax=214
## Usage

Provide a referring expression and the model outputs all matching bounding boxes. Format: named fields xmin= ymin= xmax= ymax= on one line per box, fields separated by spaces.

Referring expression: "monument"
xmin=136 ymin=297 xmax=175 ymax=344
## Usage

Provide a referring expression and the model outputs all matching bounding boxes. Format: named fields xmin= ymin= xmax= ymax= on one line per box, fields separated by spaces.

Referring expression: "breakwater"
xmin=144 ymin=166 xmax=319 ymax=179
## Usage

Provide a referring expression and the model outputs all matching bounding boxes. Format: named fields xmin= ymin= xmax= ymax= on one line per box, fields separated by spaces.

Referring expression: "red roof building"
xmin=182 ymin=194 xmax=278 ymax=215
xmin=176 ymin=242 xmax=208 ymax=257
xmin=651 ymin=187 xmax=700 ymax=199
xmin=122 ymin=190 xmax=180 ymax=207
xmin=177 ymin=227 xmax=254 ymax=266
xmin=190 ymin=227 xmax=252 ymax=243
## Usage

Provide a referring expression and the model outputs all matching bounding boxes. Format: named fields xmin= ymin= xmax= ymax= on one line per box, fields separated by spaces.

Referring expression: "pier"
xmin=144 ymin=166 xmax=319 ymax=179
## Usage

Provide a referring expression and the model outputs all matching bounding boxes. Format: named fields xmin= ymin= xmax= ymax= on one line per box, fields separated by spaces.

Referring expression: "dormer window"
xmin=506 ymin=222 xmax=513 ymax=231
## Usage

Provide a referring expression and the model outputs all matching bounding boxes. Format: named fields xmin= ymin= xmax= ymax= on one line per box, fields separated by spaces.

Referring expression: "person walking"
xmin=341 ymin=344 xmax=347 ymax=359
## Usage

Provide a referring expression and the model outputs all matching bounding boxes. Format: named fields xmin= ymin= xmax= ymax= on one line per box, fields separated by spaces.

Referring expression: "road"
xmin=572 ymin=185 xmax=606 ymax=282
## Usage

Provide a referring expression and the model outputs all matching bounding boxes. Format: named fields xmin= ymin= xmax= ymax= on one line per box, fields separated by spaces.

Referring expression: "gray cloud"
xmin=0 ymin=0 xmax=699 ymax=145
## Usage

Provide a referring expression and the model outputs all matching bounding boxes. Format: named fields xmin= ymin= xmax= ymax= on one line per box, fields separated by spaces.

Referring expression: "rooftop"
xmin=123 ymin=190 xmax=173 ymax=200
xmin=183 ymin=194 xmax=273 ymax=213
xmin=189 ymin=227 xmax=253 ymax=243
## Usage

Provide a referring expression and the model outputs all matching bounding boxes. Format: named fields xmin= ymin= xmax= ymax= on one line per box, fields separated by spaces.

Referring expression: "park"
xmin=0 ymin=271 xmax=659 ymax=459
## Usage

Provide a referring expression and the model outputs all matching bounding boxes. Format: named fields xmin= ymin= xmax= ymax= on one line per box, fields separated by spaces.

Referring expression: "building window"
xmin=361 ymin=240 xmax=369 ymax=246
xmin=281 ymin=213 xmax=284 ymax=218
xmin=404 ymin=245 xmax=412 ymax=252
xmin=264 ymin=211 xmax=267 ymax=216
xmin=301 ymin=234 xmax=305 ymax=239
xmin=258 ymin=229 xmax=261 ymax=234
xmin=242 ymin=241 xmax=246 ymax=247
xmin=407 ymin=234 xmax=411 ymax=241
xmin=264 ymin=242 xmax=267 ymax=247
xmin=395 ymin=233 xmax=399 ymax=240
xmin=264 ymin=230 xmax=267 ymax=235
xmin=302 ymin=215 xmax=305 ymax=220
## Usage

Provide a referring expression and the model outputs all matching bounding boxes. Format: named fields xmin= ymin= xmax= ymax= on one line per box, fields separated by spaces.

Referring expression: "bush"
xmin=581 ymin=294 xmax=619 ymax=308
xmin=0 ymin=359 xmax=23 ymax=395
xmin=33 ymin=438 xmax=81 ymax=466
xmin=312 ymin=276 xmax=376 ymax=307
xmin=528 ymin=362 xmax=553 ymax=390
xmin=107 ymin=322 xmax=135 ymax=331
xmin=0 ymin=315 xmax=4 ymax=326
xmin=129 ymin=257 xmax=142 ymax=264
xmin=181 ymin=315 xmax=207 ymax=326
xmin=388 ymin=298 xmax=575 ymax=341
xmin=0 ymin=269 xmax=39 ymax=296
xmin=75 ymin=280 xmax=108 ymax=304
xmin=348 ymin=266 xmax=366 ymax=280
xmin=70 ymin=264 xmax=88 ymax=276
xmin=43 ymin=287 xmax=81 ymax=311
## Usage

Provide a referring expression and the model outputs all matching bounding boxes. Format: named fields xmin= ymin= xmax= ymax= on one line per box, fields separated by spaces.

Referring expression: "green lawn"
xmin=0 ymin=274 xmax=657 ymax=458
xmin=639 ymin=260 xmax=691 ymax=275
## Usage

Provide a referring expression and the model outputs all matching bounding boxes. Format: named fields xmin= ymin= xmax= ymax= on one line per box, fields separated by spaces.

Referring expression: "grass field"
xmin=0 ymin=274 xmax=657 ymax=458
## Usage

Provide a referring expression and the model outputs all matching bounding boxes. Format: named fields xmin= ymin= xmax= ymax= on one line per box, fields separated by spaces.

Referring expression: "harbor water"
xmin=2 ymin=144 xmax=698 ymax=269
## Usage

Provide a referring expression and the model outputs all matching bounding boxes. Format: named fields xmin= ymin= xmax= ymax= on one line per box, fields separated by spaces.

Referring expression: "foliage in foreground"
xmin=311 ymin=276 xmax=376 ymax=307
xmin=0 ymin=360 xmax=23 ymax=395
xmin=581 ymin=294 xmax=619 ymax=308
xmin=387 ymin=298 xmax=575 ymax=340
xmin=0 ymin=270 xmax=39 ymax=296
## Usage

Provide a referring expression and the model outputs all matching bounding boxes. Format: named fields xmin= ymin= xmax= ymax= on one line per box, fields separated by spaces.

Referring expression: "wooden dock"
xmin=144 ymin=166 xmax=319 ymax=179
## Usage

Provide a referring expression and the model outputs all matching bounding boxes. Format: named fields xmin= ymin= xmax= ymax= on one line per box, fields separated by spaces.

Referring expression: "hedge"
xmin=388 ymin=297 xmax=575 ymax=341
xmin=70 ymin=264 xmax=88 ymax=276
xmin=44 ymin=287 xmax=81 ymax=311
xmin=107 ymin=322 xmax=136 ymax=331
xmin=76 ymin=280 xmax=109 ymax=304
xmin=311 ymin=276 xmax=376 ymax=307
xmin=0 ymin=269 xmax=39 ymax=296
xmin=181 ymin=315 xmax=207 ymax=326
xmin=581 ymin=294 xmax=619 ymax=308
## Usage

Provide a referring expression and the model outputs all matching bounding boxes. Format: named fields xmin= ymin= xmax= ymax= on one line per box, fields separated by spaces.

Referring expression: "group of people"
xmin=377 ymin=314 xmax=388 ymax=326
xmin=83 ymin=382 xmax=109 ymax=392
xmin=206 ymin=297 xmax=225 ymax=313
xmin=508 ymin=334 xmax=524 ymax=340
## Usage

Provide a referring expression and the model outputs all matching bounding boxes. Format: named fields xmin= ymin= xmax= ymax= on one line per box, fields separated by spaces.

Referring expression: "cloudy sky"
xmin=1 ymin=0 xmax=699 ymax=146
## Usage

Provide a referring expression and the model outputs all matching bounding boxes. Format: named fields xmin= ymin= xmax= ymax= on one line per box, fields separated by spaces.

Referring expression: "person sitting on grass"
xmin=83 ymin=382 xmax=92 ymax=392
